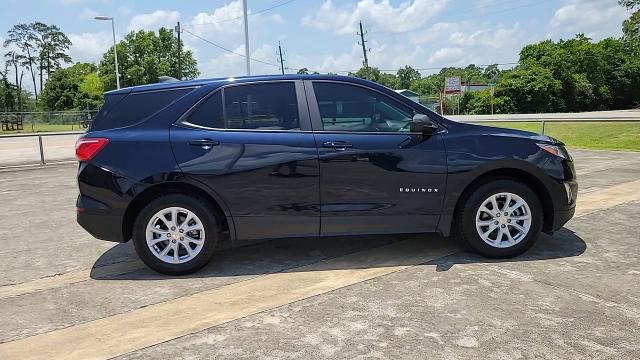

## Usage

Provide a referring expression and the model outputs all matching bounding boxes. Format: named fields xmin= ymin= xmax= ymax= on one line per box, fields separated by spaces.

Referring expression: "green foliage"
xmin=496 ymin=65 xmax=562 ymax=113
xmin=396 ymin=66 xmax=420 ymax=89
xmin=98 ymin=28 xmax=199 ymax=90
xmin=297 ymin=68 xmax=309 ymax=74
xmin=40 ymin=63 xmax=104 ymax=110
xmin=460 ymin=90 xmax=514 ymax=115
xmin=350 ymin=66 xmax=382 ymax=82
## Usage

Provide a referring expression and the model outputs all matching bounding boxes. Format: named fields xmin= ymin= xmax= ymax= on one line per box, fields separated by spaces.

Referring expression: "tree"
xmin=41 ymin=63 xmax=104 ymax=111
xmin=378 ymin=73 xmax=399 ymax=89
xmin=0 ymin=62 xmax=17 ymax=111
xmin=496 ymin=65 xmax=563 ymax=113
xmin=350 ymin=66 xmax=381 ymax=81
xmin=32 ymin=22 xmax=72 ymax=91
xmin=409 ymin=77 xmax=439 ymax=96
xmin=4 ymin=23 xmax=39 ymax=101
xmin=4 ymin=51 xmax=23 ymax=111
xmin=296 ymin=68 xmax=309 ymax=75
xmin=98 ymin=27 xmax=199 ymax=90
xmin=396 ymin=65 xmax=420 ymax=89
xmin=619 ymin=0 xmax=639 ymax=9
xmin=461 ymin=90 xmax=514 ymax=115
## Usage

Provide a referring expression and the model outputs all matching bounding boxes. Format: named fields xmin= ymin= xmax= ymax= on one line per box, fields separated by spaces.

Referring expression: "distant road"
xmin=0 ymin=110 xmax=638 ymax=168
xmin=449 ymin=109 xmax=640 ymax=122
xmin=0 ymin=133 xmax=80 ymax=167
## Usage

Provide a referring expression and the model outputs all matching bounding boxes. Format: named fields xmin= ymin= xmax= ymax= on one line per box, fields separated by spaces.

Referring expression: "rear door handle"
xmin=323 ymin=141 xmax=353 ymax=151
xmin=189 ymin=138 xmax=220 ymax=150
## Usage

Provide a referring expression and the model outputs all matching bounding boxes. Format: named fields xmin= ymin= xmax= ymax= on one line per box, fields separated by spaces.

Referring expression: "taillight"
xmin=75 ymin=138 xmax=109 ymax=162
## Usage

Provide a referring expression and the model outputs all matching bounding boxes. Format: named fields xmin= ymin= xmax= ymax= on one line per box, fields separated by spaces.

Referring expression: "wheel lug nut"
xmin=171 ymin=239 xmax=176 ymax=243
xmin=496 ymin=213 xmax=500 ymax=217
xmin=494 ymin=221 xmax=498 ymax=225
xmin=507 ymin=219 xmax=511 ymax=223
xmin=504 ymin=212 xmax=508 ymax=216
xmin=179 ymin=229 xmax=184 ymax=233
xmin=501 ymin=224 xmax=506 ymax=228
xmin=180 ymin=237 xmax=184 ymax=240
xmin=171 ymin=227 xmax=176 ymax=231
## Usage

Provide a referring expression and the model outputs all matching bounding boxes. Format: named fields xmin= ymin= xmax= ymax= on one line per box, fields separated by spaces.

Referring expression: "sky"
xmin=0 ymin=0 xmax=633 ymax=84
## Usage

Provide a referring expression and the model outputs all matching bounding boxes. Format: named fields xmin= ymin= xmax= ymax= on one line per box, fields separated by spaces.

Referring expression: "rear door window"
xmin=92 ymin=88 xmax=192 ymax=131
xmin=184 ymin=91 xmax=224 ymax=129
xmin=224 ymin=82 xmax=300 ymax=131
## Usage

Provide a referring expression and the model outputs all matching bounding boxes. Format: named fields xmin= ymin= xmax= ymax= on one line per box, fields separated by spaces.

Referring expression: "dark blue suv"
xmin=76 ymin=75 xmax=577 ymax=275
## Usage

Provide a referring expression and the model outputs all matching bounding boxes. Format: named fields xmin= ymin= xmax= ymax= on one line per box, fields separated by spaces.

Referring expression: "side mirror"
xmin=411 ymin=114 xmax=439 ymax=135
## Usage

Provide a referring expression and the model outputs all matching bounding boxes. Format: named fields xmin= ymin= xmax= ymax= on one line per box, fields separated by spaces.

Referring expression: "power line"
xmin=188 ymin=0 xmax=300 ymax=27
xmin=182 ymin=29 xmax=280 ymax=68
xmin=329 ymin=62 xmax=519 ymax=74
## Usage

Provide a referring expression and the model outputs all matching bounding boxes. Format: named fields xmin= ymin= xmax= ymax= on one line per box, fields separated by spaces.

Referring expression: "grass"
xmin=476 ymin=121 xmax=640 ymax=152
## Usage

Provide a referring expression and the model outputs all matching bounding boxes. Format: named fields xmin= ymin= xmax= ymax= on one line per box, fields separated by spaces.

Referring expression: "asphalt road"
xmin=0 ymin=149 xmax=639 ymax=359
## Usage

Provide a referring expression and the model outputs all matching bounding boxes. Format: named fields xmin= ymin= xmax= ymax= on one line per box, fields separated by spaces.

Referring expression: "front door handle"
xmin=323 ymin=141 xmax=353 ymax=151
xmin=189 ymin=138 xmax=220 ymax=150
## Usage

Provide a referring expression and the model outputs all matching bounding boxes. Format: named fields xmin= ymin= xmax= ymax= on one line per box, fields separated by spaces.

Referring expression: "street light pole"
xmin=242 ymin=0 xmax=250 ymax=75
xmin=95 ymin=16 xmax=121 ymax=89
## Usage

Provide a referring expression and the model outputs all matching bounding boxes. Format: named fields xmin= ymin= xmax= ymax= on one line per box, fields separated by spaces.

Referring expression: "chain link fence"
xmin=0 ymin=111 xmax=98 ymax=133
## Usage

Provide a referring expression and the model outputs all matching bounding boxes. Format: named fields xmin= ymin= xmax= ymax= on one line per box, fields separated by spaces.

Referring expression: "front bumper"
xmin=547 ymin=179 xmax=578 ymax=233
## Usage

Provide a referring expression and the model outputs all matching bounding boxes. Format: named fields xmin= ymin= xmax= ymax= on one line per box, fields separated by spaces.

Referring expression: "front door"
xmin=171 ymin=81 xmax=320 ymax=241
xmin=305 ymin=80 xmax=447 ymax=236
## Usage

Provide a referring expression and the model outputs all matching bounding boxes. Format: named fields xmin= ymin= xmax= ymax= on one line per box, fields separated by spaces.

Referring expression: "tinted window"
xmin=92 ymin=88 xmax=192 ymax=131
xmin=186 ymin=91 xmax=224 ymax=128
xmin=313 ymin=82 xmax=414 ymax=132
xmin=224 ymin=82 xmax=299 ymax=130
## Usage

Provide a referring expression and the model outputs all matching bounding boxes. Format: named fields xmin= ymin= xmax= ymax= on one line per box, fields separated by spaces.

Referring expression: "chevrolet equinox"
xmin=76 ymin=75 xmax=577 ymax=275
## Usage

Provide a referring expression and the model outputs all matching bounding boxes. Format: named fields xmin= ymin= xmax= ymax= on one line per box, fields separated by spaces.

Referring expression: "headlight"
xmin=537 ymin=143 xmax=571 ymax=160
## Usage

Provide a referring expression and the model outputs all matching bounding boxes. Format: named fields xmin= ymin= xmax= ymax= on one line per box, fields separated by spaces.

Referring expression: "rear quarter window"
xmin=91 ymin=88 xmax=193 ymax=131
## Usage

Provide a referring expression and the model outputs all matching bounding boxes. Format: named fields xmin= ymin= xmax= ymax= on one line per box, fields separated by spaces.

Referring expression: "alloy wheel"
xmin=475 ymin=192 xmax=532 ymax=248
xmin=145 ymin=207 xmax=206 ymax=264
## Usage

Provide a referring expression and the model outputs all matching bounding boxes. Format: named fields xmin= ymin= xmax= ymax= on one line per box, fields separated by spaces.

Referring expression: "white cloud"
xmin=428 ymin=47 xmax=464 ymax=65
xmin=449 ymin=23 xmax=521 ymax=49
xmin=79 ymin=7 xmax=99 ymax=19
xmin=189 ymin=1 xmax=244 ymax=36
xmin=302 ymin=0 xmax=449 ymax=35
xmin=270 ymin=14 xmax=284 ymax=24
xmin=550 ymin=0 xmax=629 ymax=39
xmin=68 ymin=32 xmax=112 ymax=64
xmin=128 ymin=10 xmax=181 ymax=32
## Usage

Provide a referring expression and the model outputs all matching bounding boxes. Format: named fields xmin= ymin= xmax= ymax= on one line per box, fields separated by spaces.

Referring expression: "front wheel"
xmin=455 ymin=179 xmax=543 ymax=258
xmin=132 ymin=194 xmax=219 ymax=275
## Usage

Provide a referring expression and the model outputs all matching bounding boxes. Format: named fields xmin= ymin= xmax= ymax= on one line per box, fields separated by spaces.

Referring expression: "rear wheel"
xmin=132 ymin=194 xmax=218 ymax=275
xmin=456 ymin=179 xmax=543 ymax=258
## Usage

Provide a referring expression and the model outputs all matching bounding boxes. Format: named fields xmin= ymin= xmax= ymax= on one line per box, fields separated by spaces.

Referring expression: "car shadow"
xmin=90 ymin=227 xmax=586 ymax=281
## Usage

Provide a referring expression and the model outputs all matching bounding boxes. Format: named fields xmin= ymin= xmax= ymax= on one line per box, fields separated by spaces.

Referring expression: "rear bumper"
xmin=76 ymin=195 xmax=125 ymax=242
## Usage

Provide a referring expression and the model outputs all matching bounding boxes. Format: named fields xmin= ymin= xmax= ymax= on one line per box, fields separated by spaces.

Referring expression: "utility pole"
xmin=175 ymin=22 xmax=182 ymax=80
xmin=277 ymin=41 xmax=285 ymax=75
xmin=242 ymin=0 xmax=251 ymax=75
xmin=357 ymin=21 xmax=369 ymax=69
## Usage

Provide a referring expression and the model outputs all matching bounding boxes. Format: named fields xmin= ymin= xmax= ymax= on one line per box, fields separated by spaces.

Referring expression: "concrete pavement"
xmin=0 ymin=149 xmax=639 ymax=359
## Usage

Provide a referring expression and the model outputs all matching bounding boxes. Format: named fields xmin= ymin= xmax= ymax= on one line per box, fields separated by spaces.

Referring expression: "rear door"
xmin=170 ymin=80 xmax=320 ymax=241
xmin=305 ymin=80 xmax=447 ymax=236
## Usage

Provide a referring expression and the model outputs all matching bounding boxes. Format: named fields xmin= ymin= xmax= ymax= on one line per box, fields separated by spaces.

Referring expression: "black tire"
xmin=455 ymin=179 xmax=543 ymax=258
xmin=132 ymin=194 xmax=219 ymax=275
